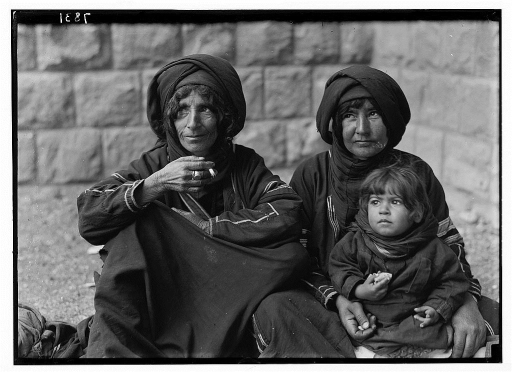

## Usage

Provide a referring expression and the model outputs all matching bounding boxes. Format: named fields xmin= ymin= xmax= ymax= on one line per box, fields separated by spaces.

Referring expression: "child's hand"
xmin=414 ymin=306 xmax=440 ymax=327
xmin=354 ymin=272 xmax=390 ymax=301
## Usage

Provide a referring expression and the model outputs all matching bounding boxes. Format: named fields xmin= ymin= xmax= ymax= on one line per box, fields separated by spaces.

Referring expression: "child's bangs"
xmin=368 ymin=172 xmax=404 ymax=199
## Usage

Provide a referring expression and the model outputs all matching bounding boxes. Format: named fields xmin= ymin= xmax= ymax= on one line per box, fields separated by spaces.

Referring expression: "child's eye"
xmin=369 ymin=199 xmax=379 ymax=206
xmin=391 ymin=199 xmax=403 ymax=205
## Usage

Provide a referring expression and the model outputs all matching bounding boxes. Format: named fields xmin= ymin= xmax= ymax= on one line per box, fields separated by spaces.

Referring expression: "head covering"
xmin=147 ymin=54 xmax=246 ymax=142
xmin=146 ymin=55 xmax=247 ymax=199
xmin=316 ymin=65 xmax=411 ymax=149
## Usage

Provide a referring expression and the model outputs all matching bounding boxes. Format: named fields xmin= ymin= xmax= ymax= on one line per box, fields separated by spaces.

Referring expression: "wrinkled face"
xmin=367 ymin=189 xmax=420 ymax=237
xmin=174 ymin=91 xmax=218 ymax=156
xmin=341 ymin=99 xmax=388 ymax=159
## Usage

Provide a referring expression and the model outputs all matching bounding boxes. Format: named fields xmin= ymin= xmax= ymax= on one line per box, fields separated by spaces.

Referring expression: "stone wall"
xmin=16 ymin=20 xmax=500 ymax=226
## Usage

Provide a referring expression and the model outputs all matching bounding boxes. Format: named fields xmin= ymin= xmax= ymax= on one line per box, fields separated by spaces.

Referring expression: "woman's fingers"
xmin=186 ymin=159 xmax=216 ymax=171
xmin=190 ymin=169 xmax=217 ymax=180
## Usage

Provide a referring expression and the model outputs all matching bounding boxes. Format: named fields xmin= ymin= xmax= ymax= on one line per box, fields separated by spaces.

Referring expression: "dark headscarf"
xmin=315 ymin=66 xmax=412 ymax=239
xmin=146 ymin=54 xmax=247 ymax=193
xmin=316 ymin=65 xmax=410 ymax=149
xmin=147 ymin=54 xmax=246 ymax=142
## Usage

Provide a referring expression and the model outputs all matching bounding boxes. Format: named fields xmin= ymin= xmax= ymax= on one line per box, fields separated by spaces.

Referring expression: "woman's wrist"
xmin=135 ymin=174 xmax=164 ymax=205
xmin=335 ymin=293 xmax=349 ymax=310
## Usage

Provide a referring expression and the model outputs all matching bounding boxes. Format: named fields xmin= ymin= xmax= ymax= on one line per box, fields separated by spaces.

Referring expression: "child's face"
xmin=367 ymin=190 xmax=421 ymax=237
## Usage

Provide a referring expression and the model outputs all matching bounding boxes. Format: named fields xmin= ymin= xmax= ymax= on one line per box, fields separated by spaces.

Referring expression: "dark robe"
xmin=77 ymin=144 xmax=309 ymax=358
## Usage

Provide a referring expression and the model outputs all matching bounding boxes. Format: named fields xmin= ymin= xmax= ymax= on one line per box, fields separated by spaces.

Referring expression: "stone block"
xmin=36 ymin=24 xmax=110 ymax=70
xmin=74 ymin=71 xmax=142 ymax=127
xmin=443 ymin=134 xmax=493 ymax=197
xmin=233 ymin=120 xmax=286 ymax=168
xmin=17 ymin=72 xmax=75 ymax=129
xmin=399 ymin=69 xmax=429 ymax=124
xmin=394 ymin=122 xmax=416 ymax=156
xmin=410 ymin=22 xmax=444 ymax=71
xmin=455 ymin=78 xmax=498 ymax=141
xmin=488 ymin=144 xmax=500 ymax=206
xmin=441 ymin=22 xmax=477 ymax=75
xmin=443 ymin=186 xmax=473 ymax=215
xmin=102 ymin=127 xmax=158 ymax=176
xmin=141 ymin=68 xmax=159 ymax=116
xmin=422 ymin=73 xmax=460 ymax=131
xmin=269 ymin=166 xmax=295 ymax=185
xmin=475 ymin=21 xmax=499 ymax=78
xmin=18 ymin=131 xmax=36 ymax=183
xmin=237 ymin=67 xmax=264 ymax=120
xmin=414 ymin=125 xmax=444 ymax=179
xmin=36 ymin=129 xmax=102 ymax=183
xmin=112 ymin=24 xmax=182 ymax=69
xmin=312 ymin=65 xmax=347 ymax=114
xmin=372 ymin=22 xmax=413 ymax=66
xmin=264 ymin=67 xmax=311 ymax=119
xmin=183 ymin=23 xmax=235 ymax=62
xmin=236 ymin=22 xmax=293 ymax=66
xmin=17 ymin=25 xmax=37 ymax=70
xmin=286 ymin=118 xmax=329 ymax=165
xmin=340 ymin=22 xmax=375 ymax=64
xmin=294 ymin=22 xmax=339 ymax=64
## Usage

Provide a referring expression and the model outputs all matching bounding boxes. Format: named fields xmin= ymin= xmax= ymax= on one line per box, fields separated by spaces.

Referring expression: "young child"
xmin=328 ymin=162 xmax=470 ymax=357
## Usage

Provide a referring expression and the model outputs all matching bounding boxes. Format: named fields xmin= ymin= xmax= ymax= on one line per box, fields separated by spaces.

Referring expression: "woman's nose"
xmin=186 ymin=109 xmax=201 ymax=128
xmin=355 ymin=115 xmax=370 ymax=135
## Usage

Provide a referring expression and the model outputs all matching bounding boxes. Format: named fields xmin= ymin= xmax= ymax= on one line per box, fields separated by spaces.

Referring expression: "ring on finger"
xmin=192 ymin=170 xmax=201 ymax=180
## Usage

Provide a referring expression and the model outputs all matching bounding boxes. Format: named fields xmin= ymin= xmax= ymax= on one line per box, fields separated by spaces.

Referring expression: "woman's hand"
xmin=138 ymin=156 xmax=216 ymax=204
xmin=336 ymin=295 xmax=376 ymax=341
xmin=413 ymin=305 xmax=440 ymax=327
xmin=450 ymin=293 xmax=486 ymax=358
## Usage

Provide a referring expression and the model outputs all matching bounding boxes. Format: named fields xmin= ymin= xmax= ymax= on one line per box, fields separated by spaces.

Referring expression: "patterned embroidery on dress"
xmin=327 ymin=195 xmax=340 ymax=241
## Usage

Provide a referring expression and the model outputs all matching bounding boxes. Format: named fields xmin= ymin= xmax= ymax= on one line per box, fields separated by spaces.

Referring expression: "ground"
xmin=16 ymin=184 xmax=500 ymax=325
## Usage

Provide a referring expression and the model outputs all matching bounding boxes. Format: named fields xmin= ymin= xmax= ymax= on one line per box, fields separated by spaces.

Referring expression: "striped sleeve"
xmin=437 ymin=216 xmax=482 ymax=300
xmin=301 ymin=269 xmax=339 ymax=310
xmin=78 ymin=174 xmax=149 ymax=245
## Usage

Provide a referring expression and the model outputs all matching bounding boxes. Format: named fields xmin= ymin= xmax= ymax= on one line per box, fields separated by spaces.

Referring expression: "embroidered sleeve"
xmin=210 ymin=178 xmax=302 ymax=248
xmin=437 ymin=216 xmax=482 ymax=300
xmin=77 ymin=174 xmax=149 ymax=245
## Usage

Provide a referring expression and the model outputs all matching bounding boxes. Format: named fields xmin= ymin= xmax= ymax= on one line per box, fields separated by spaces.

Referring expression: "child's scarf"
xmin=351 ymin=206 xmax=439 ymax=259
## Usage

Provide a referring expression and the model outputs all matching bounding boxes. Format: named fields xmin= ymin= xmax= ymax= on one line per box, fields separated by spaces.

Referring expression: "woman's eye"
xmin=200 ymin=107 xmax=215 ymax=116
xmin=342 ymin=113 xmax=356 ymax=120
xmin=369 ymin=111 xmax=381 ymax=118
xmin=176 ymin=108 xmax=189 ymax=118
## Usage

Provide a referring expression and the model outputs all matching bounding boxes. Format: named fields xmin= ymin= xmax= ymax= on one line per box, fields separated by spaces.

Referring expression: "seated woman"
xmin=252 ymin=65 xmax=499 ymax=358
xmin=76 ymin=54 xmax=309 ymax=358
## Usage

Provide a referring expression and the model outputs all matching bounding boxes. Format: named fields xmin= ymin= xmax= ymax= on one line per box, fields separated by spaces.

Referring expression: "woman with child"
xmin=252 ymin=65 xmax=498 ymax=358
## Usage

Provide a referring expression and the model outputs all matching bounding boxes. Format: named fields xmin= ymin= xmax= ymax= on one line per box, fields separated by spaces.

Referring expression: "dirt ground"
xmin=16 ymin=184 xmax=500 ymax=325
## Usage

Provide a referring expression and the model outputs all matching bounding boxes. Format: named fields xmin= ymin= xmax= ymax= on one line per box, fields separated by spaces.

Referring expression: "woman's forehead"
xmin=178 ymin=90 xmax=213 ymax=105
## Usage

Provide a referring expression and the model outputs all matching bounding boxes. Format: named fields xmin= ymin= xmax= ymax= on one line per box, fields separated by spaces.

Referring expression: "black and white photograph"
xmin=10 ymin=4 xmax=506 ymax=369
